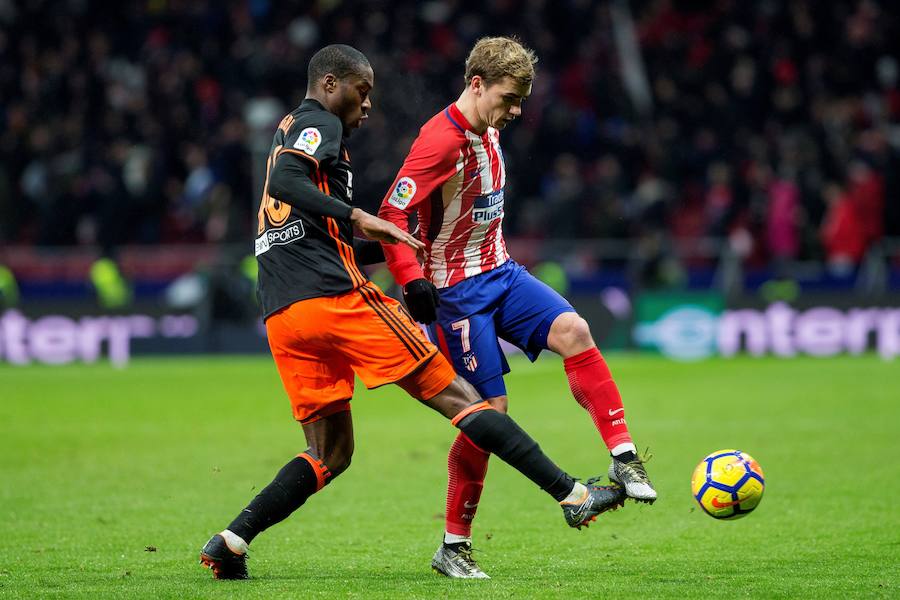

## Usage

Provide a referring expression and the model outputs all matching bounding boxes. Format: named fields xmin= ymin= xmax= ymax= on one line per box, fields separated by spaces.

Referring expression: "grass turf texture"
xmin=1 ymin=354 xmax=897 ymax=599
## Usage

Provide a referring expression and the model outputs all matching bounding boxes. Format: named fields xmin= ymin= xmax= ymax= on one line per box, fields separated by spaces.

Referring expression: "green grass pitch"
xmin=1 ymin=354 xmax=898 ymax=598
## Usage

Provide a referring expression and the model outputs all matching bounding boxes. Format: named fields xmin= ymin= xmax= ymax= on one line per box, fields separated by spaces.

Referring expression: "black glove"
xmin=403 ymin=278 xmax=440 ymax=324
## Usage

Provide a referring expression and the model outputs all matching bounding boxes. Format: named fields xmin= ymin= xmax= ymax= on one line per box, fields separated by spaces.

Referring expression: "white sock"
xmin=220 ymin=529 xmax=249 ymax=555
xmin=444 ymin=532 xmax=472 ymax=546
xmin=562 ymin=481 xmax=588 ymax=504
xmin=611 ymin=442 xmax=637 ymax=457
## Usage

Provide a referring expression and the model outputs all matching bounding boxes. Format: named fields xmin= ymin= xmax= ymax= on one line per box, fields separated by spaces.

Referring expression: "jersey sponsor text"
xmin=256 ymin=220 xmax=305 ymax=256
xmin=472 ymin=190 xmax=504 ymax=223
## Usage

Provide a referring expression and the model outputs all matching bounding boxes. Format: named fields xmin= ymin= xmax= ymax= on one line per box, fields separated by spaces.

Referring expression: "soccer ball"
xmin=691 ymin=449 xmax=765 ymax=520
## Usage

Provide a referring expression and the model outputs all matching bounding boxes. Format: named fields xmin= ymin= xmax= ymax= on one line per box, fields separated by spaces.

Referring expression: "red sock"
xmin=445 ymin=432 xmax=490 ymax=537
xmin=564 ymin=348 xmax=633 ymax=452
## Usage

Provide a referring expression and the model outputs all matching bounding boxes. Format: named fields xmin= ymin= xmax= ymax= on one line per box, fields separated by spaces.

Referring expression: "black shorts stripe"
xmin=359 ymin=285 xmax=428 ymax=358
xmin=358 ymin=284 xmax=428 ymax=358
xmin=394 ymin=303 xmax=433 ymax=353
xmin=397 ymin=303 xmax=415 ymax=322
xmin=360 ymin=283 xmax=431 ymax=357
xmin=357 ymin=287 xmax=426 ymax=360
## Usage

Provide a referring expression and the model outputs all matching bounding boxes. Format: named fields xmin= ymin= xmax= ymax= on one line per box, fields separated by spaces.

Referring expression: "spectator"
xmin=765 ymin=169 xmax=802 ymax=266
xmin=820 ymin=182 xmax=867 ymax=275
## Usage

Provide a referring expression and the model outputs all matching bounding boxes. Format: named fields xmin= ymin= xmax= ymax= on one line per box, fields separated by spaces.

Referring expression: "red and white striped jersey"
xmin=378 ymin=103 xmax=508 ymax=289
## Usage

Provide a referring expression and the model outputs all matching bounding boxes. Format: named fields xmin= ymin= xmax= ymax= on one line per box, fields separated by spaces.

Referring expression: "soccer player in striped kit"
xmin=379 ymin=36 xmax=657 ymax=579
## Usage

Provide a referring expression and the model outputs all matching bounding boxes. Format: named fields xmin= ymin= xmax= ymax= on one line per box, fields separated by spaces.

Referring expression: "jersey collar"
xmin=301 ymin=98 xmax=327 ymax=111
xmin=301 ymin=98 xmax=350 ymax=139
xmin=445 ymin=103 xmax=481 ymax=135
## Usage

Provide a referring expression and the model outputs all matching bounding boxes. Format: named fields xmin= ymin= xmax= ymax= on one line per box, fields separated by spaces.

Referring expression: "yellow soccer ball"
xmin=691 ymin=449 xmax=765 ymax=519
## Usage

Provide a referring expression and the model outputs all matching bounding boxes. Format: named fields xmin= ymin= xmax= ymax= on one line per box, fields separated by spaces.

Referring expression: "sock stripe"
xmin=297 ymin=452 xmax=330 ymax=491
xmin=450 ymin=401 xmax=492 ymax=427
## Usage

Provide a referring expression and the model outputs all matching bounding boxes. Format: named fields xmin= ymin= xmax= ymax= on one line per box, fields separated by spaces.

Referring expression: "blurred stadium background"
xmin=2 ymin=0 xmax=899 ymax=365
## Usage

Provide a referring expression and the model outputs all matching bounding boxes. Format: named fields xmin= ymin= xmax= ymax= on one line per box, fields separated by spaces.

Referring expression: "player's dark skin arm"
xmin=268 ymin=153 xmax=424 ymax=252
xmin=268 ymin=153 xmax=354 ymax=220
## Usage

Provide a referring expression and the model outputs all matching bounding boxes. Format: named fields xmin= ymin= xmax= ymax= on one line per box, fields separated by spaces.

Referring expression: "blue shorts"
xmin=427 ymin=260 xmax=574 ymax=399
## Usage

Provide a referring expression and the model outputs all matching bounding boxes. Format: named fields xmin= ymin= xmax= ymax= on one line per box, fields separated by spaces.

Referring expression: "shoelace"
xmin=455 ymin=546 xmax=483 ymax=575
xmin=619 ymin=449 xmax=653 ymax=482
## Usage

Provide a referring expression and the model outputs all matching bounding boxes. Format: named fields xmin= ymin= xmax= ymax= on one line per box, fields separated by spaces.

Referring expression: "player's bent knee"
xmin=421 ymin=375 xmax=480 ymax=420
xmin=566 ymin=315 xmax=593 ymax=345
xmin=486 ymin=395 xmax=508 ymax=413
xmin=328 ymin=454 xmax=352 ymax=479
xmin=550 ymin=313 xmax=594 ymax=353
xmin=397 ymin=354 xmax=458 ymax=404
xmin=328 ymin=439 xmax=355 ymax=478
xmin=312 ymin=451 xmax=352 ymax=484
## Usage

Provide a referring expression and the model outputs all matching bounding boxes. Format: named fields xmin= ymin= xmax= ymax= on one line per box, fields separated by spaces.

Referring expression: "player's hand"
xmin=350 ymin=208 xmax=425 ymax=252
xmin=403 ymin=278 xmax=440 ymax=324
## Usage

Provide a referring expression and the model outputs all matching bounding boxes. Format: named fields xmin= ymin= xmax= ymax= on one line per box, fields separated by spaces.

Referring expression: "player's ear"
xmin=471 ymin=75 xmax=483 ymax=96
xmin=323 ymin=74 xmax=337 ymax=93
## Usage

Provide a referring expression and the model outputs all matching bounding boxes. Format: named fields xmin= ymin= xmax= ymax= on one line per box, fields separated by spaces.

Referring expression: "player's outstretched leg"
xmin=451 ymin=401 xmax=627 ymax=527
xmin=550 ymin=313 xmax=657 ymax=503
xmin=410 ymin=367 xmax=628 ymax=528
xmin=200 ymin=411 xmax=352 ymax=579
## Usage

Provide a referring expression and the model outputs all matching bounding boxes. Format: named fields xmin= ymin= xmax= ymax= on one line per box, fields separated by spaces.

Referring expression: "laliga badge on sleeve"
xmin=388 ymin=177 xmax=417 ymax=209
xmin=294 ymin=127 xmax=322 ymax=155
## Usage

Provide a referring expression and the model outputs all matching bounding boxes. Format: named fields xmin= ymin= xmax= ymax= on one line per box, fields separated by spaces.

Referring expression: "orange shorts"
xmin=266 ymin=282 xmax=457 ymax=423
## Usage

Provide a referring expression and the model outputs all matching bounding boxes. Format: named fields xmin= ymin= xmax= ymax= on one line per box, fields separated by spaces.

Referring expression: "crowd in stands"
xmin=1 ymin=0 xmax=897 ymax=277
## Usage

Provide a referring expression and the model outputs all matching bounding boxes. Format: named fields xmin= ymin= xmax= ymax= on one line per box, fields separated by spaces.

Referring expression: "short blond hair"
xmin=464 ymin=36 xmax=538 ymax=87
